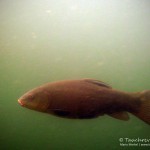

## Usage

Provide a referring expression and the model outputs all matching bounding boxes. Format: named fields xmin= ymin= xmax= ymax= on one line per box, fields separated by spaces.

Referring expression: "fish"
xmin=18 ymin=79 xmax=150 ymax=125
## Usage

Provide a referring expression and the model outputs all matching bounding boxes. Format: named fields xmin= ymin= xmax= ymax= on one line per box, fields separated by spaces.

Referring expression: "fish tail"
xmin=132 ymin=90 xmax=150 ymax=125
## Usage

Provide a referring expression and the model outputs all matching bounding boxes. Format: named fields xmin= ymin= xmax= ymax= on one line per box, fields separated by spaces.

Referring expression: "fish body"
xmin=18 ymin=79 xmax=150 ymax=125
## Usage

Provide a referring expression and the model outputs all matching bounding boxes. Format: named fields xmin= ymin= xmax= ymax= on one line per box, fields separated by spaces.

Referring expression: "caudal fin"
xmin=133 ymin=90 xmax=150 ymax=125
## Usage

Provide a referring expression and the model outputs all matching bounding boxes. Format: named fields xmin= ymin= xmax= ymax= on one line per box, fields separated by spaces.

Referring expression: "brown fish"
xmin=18 ymin=79 xmax=150 ymax=125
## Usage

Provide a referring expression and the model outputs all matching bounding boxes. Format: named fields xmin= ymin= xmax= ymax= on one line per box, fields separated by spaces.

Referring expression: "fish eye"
xmin=28 ymin=94 xmax=35 ymax=100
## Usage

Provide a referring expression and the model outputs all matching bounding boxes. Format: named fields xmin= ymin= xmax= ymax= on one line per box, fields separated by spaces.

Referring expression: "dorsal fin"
xmin=84 ymin=78 xmax=112 ymax=89
xmin=108 ymin=112 xmax=129 ymax=121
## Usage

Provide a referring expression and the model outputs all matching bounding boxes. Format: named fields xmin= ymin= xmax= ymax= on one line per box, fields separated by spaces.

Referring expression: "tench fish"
xmin=18 ymin=79 xmax=150 ymax=125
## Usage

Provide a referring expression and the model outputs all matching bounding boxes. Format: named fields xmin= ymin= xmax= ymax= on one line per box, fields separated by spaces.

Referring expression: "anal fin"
xmin=108 ymin=111 xmax=129 ymax=121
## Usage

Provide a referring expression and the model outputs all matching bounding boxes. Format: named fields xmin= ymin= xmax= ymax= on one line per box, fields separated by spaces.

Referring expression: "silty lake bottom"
xmin=0 ymin=0 xmax=150 ymax=150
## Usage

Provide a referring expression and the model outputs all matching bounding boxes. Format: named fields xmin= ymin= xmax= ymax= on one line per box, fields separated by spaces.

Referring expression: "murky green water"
xmin=0 ymin=0 xmax=150 ymax=150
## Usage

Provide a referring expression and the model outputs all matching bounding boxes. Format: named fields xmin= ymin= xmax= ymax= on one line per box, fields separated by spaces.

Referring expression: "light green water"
xmin=0 ymin=0 xmax=150 ymax=150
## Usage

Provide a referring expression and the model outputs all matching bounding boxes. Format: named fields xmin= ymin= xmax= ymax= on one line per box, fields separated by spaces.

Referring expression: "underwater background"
xmin=0 ymin=0 xmax=150 ymax=150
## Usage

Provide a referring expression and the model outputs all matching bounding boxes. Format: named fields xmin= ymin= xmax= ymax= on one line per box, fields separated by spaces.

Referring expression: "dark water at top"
xmin=0 ymin=0 xmax=150 ymax=150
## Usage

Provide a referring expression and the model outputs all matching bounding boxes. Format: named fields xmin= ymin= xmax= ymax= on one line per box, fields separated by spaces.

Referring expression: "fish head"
xmin=18 ymin=87 xmax=50 ymax=112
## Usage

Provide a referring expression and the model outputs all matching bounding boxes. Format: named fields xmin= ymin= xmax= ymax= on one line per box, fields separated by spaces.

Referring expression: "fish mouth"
xmin=18 ymin=99 xmax=25 ymax=107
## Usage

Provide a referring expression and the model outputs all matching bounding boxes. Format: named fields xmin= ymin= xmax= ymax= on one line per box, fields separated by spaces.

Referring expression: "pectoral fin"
xmin=108 ymin=112 xmax=129 ymax=121
xmin=52 ymin=109 xmax=70 ymax=117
